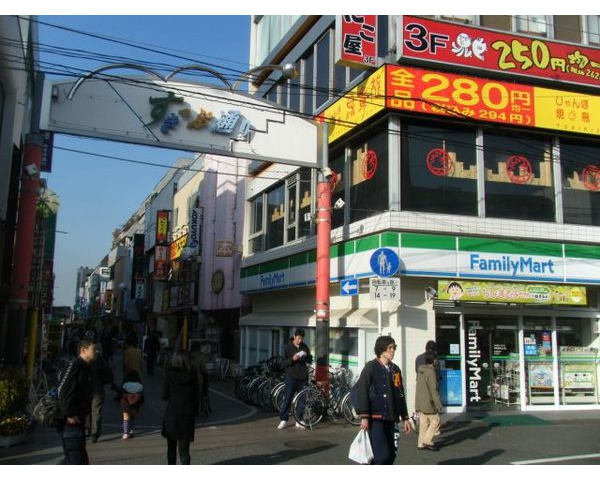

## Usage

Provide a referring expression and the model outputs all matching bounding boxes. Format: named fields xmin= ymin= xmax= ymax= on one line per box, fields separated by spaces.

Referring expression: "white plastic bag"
xmin=348 ymin=429 xmax=374 ymax=464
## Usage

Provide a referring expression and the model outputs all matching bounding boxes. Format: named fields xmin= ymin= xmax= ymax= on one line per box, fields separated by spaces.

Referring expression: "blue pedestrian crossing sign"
xmin=370 ymin=248 xmax=400 ymax=277
xmin=340 ymin=278 xmax=359 ymax=296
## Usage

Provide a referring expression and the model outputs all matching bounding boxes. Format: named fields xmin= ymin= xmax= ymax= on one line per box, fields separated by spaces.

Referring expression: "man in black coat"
xmin=277 ymin=328 xmax=312 ymax=430
xmin=85 ymin=351 xmax=113 ymax=443
xmin=355 ymin=335 xmax=411 ymax=464
xmin=58 ymin=339 xmax=96 ymax=464
xmin=144 ymin=331 xmax=161 ymax=375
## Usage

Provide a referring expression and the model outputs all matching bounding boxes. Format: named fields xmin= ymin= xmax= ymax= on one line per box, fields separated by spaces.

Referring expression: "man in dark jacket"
xmin=85 ymin=351 xmax=113 ymax=443
xmin=277 ymin=328 xmax=312 ymax=430
xmin=144 ymin=331 xmax=161 ymax=375
xmin=58 ymin=339 xmax=96 ymax=464
xmin=355 ymin=335 xmax=411 ymax=465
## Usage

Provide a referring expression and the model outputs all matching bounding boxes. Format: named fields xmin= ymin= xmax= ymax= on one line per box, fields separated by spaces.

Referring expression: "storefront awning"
xmin=239 ymin=308 xmax=377 ymax=328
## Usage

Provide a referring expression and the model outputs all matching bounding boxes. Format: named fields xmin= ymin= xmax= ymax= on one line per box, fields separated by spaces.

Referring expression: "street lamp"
xmin=231 ymin=62 xmax=298 ymax=92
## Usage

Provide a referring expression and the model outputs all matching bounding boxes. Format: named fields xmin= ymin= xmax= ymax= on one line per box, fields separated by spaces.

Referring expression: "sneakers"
xmin=122 ymin=433 xmax=131 ymax=440
xmin=295 ymin=422 xmax=306 ymax=429
xmin=277 ymin=420 xmax=287 ymax=430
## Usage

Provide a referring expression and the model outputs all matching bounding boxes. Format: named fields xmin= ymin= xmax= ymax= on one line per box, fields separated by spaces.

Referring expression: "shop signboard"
xmin=154 ymin=245 xmax=168 ymax=281
xmin=437 ymin=280 xmax=587 ymax=305
xmin=335 ymin=15 xmax=378 ymax=69
xmin=398 ymin=15 xmax=600 ymax=90
xmin=170 ymin=234 xmax=187 ymax=261
xmin=156 ymin=210 xmax=169 ymax=246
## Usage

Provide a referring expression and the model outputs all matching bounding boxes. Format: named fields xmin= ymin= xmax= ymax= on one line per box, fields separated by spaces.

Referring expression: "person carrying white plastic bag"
xmin=348 ymin=429 xmax=374 ymax=464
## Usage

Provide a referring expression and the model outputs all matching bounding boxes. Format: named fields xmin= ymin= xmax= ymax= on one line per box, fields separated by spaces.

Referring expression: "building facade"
xmin=241 ymin=15 xmax=600 ymax=413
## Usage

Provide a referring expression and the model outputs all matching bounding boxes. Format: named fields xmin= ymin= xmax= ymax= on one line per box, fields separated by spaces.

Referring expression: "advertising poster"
xmin=562 ymin=364 xmax=595 ymax=390
xmin=440 ymin=369 xmax=462 ymax=406
xmin=528 ymin=363 xmax=553 ymax=388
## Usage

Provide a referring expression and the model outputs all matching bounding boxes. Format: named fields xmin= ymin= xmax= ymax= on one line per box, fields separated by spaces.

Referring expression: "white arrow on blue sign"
xmin=370 ymin=248 xmax=400 ymax=277
xmin=340 ymin=278 xmax=359 ymax=296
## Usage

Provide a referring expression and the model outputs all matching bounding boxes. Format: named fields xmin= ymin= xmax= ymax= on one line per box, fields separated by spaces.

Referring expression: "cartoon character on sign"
xmin=452 ymin=33 xmax=488 ymax=61
xmin=446 ymin=281 xmax=464 ymax=301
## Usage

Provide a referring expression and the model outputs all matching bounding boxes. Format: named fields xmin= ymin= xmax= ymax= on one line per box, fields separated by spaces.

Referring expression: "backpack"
xmin=33 ymin=359 xmax=75 ymax=428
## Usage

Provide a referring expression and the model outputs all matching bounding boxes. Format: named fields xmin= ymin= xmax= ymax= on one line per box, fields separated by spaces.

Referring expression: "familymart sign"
xmin=241 ymin=232 xmax=600 ymax=293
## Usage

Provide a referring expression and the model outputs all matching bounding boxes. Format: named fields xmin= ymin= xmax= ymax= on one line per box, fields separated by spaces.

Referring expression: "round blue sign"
xmin=370 ymin=248 xmax=399 ymax=277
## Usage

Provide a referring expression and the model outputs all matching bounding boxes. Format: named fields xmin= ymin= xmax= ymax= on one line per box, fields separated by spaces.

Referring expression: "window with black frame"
xmin=315 ymin=31 xmax=330 ymax=111
xmin=483 ymin=131 xmax=555 ymax=221
xmin=266 ymin=185 xmax=285 ymax=249
xmin=298 ymin=168 xmax=312 ymax=238
xmin=401 ymin=121 xmax=478 ymax=216
xmin=561 ymin=140 xmax=600 ymax=226
xmin=286 ymin=177 xmax=297 ymax=242
xmin=330 ymin=150 xmax=346 ymax=229
xmin=350 ymin=126 xmax=388 ymax=222
xmin=248 ymin=195 xmax=264 ymax=254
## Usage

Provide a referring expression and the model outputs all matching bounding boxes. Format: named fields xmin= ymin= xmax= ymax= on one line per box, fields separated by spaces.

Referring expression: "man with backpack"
xmin=354 ymin=335 xmax=411 ymax=464
xmin=57 ymin=339 xmax=96 ymax=464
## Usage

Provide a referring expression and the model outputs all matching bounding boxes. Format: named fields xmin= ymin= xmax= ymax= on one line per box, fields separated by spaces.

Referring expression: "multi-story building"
xmin=242 ymin=15 xmax=600 ymax=413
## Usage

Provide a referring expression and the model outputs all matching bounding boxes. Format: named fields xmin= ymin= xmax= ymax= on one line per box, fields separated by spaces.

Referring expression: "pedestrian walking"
xmin=277 ymin=328 xmax=312 ymax=430
xmin=57 ymin=339 xmax=96 ymax=464
xmin=118 ymin=370 xmax=144 ymax=439
xmin=161 ymin=350 xmax=200 ymax=465
xmin=144 ymin=331 xmax=161 ymax=375
xmin=415 ymin=353 xmax=443 ymax=451
xmin=354 ymin=335 xmax=411 ymax=464
xmin=85 ymin=350 xmax=113 ymax=443
xmin=190 ymin=343 xmax=211 ymax=416
xmin=122 ymin=333 xmax=142 ymax=378
xmin=100 ymin=329 xmax=114 ymax=363
xmin=414 ymin=340 xmax=441 ymax=435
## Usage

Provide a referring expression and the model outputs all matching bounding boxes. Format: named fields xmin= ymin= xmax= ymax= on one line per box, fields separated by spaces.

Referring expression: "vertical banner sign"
xmin=156 ymin=210 xmax=169 ymax=245
xmin=335 ymin=15 xmax=378 ymax=69
xmin=182 ymin=207 xmax=202 ymax=258
xmin=131 ymin=233 xmax=145 ymax=299
xmin=154 ymin=245 xmax=168 ymax=281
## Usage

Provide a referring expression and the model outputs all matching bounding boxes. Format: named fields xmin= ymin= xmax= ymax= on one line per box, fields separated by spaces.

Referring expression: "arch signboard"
xmin=39 ymin=71 xmax=323 ymax=168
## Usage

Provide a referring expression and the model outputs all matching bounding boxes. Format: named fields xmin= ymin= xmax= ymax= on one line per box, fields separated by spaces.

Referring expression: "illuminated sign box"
xmin=398 ymin=15 xmax=600 ymax=90
xmin=321 ymin=64 xmax=600 ymax=143
xmin=335 ymin=15 xmax=378 ymax=69
xmin=437 ymin=280 xmax=587 ymax=305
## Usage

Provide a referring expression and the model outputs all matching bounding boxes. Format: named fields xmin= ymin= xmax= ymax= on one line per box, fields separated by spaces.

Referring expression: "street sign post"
xmin=369 ymin=277 xmax=400 ymax=300
xmin=341 ymin=278 xmax=359 ymax=296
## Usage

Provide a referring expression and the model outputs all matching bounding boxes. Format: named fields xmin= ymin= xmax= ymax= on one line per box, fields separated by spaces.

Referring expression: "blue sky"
xmin=37 ymin=15 xmax=251 ymax=306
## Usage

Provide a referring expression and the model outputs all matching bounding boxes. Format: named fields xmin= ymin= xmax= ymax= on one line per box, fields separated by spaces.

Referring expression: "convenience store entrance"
xmin=465 ymin=317 xmax=520 ymax=411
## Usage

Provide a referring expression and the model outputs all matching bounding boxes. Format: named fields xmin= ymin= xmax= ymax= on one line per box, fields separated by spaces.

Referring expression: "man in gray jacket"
xmin=415 ymin=353 xmax=443 ymax=451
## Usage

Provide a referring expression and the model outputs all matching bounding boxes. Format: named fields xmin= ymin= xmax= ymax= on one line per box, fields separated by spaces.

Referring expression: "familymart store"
xmin=240 ymin=231 xmax=600 ymax=412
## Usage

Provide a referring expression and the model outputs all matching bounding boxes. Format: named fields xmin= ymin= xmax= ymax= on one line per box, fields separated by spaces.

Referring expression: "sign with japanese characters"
xmin=154 ymin=245 xmax=168 ymax=281
xmin=156 ymin=210 xmax=169 ymax=246
xmin=399 ymin=15 xmax=600 ymax=90
xmin=369 ymin=277 xmax=400 ymax=300
xmin=437 ymin=280 xmax=587 ymax=305
xmin=335 ymin=15 xmax=378 ymax=68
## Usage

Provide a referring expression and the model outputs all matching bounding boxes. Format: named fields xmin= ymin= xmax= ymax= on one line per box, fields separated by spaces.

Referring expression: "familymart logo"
xmin=469 ymin=254 xmax=556 ymax=277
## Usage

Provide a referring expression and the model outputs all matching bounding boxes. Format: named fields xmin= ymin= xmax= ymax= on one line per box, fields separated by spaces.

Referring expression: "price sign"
xmin=369 ymin=277 xmax=400 ymax=301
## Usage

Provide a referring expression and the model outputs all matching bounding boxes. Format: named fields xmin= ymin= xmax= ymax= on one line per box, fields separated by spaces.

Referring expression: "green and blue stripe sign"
xmin=240 ymin=232 xmax=600 ymax=293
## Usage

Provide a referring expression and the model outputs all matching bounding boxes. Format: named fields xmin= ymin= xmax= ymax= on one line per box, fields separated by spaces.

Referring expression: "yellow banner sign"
xmin=438 ymin=280 xmax=586 ymax=305
xmin=319 ymin=65 xmax=386 ymax=143
xmin=170 ymin=234 xmax=188 ymax=261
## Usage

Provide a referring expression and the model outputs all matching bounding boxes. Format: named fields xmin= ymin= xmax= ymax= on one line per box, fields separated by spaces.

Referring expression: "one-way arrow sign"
xmin=340 ymin=278 xmax=359 ymax=296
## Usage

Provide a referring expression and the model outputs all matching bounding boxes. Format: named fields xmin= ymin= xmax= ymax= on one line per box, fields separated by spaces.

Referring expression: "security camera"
xmin=425 ymin=286 xmax=438 ymax=300
xmin=24 ymin=164 xmax=38 ymax=176
xmin=334 ymin=198 xmax=345 ymax=209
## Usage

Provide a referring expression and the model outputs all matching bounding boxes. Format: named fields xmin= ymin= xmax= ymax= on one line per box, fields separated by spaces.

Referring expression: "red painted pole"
xmin=314 ymin=174 xmax=331 ymax=393
xmin=5 ymin=133 xmax=43 ymax=366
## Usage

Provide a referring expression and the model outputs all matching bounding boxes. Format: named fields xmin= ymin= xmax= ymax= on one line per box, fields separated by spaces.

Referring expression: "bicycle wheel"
xmin=293 ymin=387 xmax=326 ymax=428
xmin=341 ymin=391 xmax=361 ymax=426
xmin=248 ymin=377 xmax=265 ymax=405
xmin=258 ymin=379 xmax=277 ymax=411
xmin=237 ymin=376 xmax=254 ymax=401
xmin=272 ymin=382 xmax=286 ymax=412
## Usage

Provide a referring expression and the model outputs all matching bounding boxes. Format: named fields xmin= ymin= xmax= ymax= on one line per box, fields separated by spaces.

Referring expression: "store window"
xmin=302 ymin=49 xmax=315 ymax=115
xmin=248 ymin=195 xmax=264 ymax=254
xmin=561 ymin=140 xmax=600 ymax=226
xmin=298 ymin=169 xmax=312 ymax=238
xmin=287 ymin=177 xmax=297 ymax=242
xmin=483 ymin=132 xmax=555 ymax=222
xmin=436 ymin=315 xmax=463 ymax=406
xmin=523 ymin=318 xmax=555 ymax=406
xmin=588 ymin=15 xmax=600 ymax=45
xmin=350 ymin=126 xmax=389 ymax=222
xmin=439 ymin=15 xmax=475 ymax=24
xmin=557 ymin=318 xmax=598 ymax=405
xmin=315 ymin=31 xmax=331 ymax=110
xmin=401 ymin=121 xmax=478 ymax=216
xmin=266 ymin=184 xmax=285 ymax=250
xmin=515 ymin=15 xmax=550 ymax=37
xmin=330 ymin=150 xmax=346 ymax=229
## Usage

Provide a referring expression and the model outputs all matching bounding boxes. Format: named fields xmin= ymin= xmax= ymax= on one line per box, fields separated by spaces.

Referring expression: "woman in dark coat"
xmin=161 ymin=349 xmax=200 ymax=465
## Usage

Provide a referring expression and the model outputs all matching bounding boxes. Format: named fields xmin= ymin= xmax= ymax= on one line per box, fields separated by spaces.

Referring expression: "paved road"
xmin=1 ymin=358 xmax=600 ymax=465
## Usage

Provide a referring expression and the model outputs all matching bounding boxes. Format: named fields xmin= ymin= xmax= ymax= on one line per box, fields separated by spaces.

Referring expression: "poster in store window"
xmin=562 ymin=364 xmax=595 ymax=390
xmin=528 ymin=363 xmax=553 ymax=388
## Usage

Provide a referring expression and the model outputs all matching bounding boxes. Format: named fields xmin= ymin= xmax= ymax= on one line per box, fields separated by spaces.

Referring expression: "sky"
xmin=36 ymin=15 xmax=252 ymax=306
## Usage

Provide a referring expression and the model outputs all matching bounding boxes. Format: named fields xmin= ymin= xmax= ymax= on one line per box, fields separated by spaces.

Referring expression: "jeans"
xmin=61 ymin=424 xmax=89 ymax=465
xmin=167 ymin=437 xmax=191 ymax=465
xmin=368 ymin=420 xmax=397 ymax=465
xmin=280 ymin=377 xmax=307 ymax=421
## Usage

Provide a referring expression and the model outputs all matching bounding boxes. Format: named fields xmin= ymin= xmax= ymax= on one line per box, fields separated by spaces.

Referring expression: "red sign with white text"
xmin=400 ymin=16 xmax=600 ymax=89
xmin=336 ymin=15 xmax=378 ymax=68
xmin=386 ymin=65 xmax=535 ymax=127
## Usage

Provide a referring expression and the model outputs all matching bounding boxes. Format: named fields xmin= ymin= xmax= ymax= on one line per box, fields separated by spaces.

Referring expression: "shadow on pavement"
xmin=438 ymin=448 xmax=504 ymax=465
xmin=213 ymin=440 xmax=337 ymax=465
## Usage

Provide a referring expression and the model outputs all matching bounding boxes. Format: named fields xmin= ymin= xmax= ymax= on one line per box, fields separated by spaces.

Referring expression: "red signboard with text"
xmin=156 ymin=210 xmax=169 ymax=246
xmin=336 ymin=15 xmax=378 ymax=68
xmin=400 ymin=16 xmax=600 ymax=89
